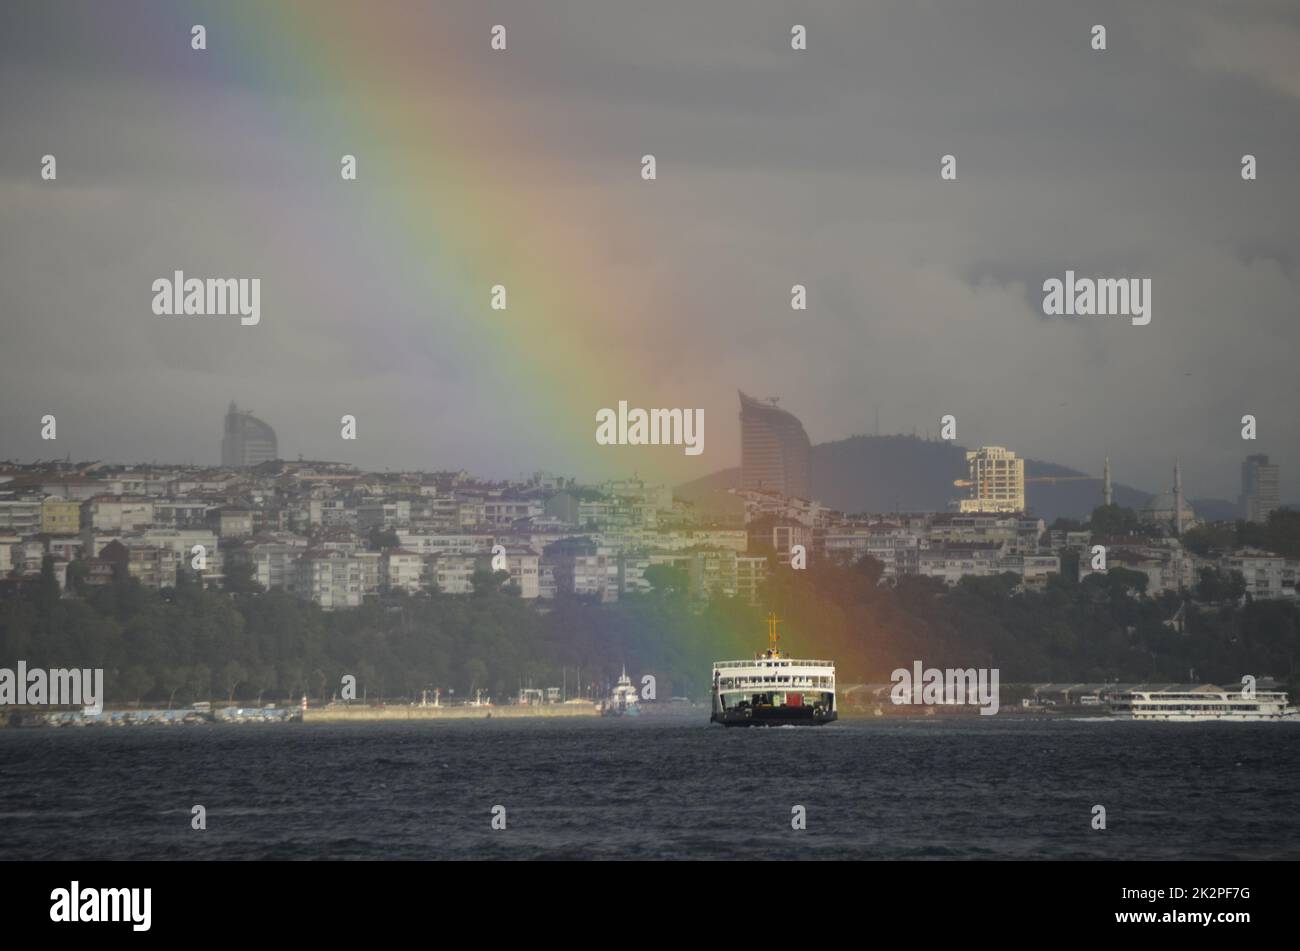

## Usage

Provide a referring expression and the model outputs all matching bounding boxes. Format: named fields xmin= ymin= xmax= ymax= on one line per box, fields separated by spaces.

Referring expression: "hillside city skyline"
xmin=4 ymin=387 xmax=1296 ymax=612
xmin=4 ymin=394 xmax=1291 ymax=519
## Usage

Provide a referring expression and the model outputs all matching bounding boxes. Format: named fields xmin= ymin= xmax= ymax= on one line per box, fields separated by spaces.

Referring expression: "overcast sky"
xmin=2 ymin=0 xmax=1298 ymax=500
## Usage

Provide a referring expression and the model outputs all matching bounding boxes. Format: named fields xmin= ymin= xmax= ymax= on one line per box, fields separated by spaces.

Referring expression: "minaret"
xmin=1173 ymin=462 xmax=1184 ymax=537
xmin=1103 ymin=457 xmax=1112 ymax=507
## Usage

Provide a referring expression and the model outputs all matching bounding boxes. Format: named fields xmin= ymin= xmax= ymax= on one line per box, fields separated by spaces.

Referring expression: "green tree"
xmin=188 ymin=663 xmax=212 ymax=705
xmin=248 ymin=663 xmax=277 ymax=705
xmin=642 ymin=564 xmax=687 ymax=597
xmin=281 ymin=664 xmax=306 ymax=703
xmin=1195 ymin=567 xmax=1246 ymax=604
xmin=853 ymin=554 xmax=886 ymax=591
xmin=1089 ymin=504 xmax=1143 ymax=537
xmin=222 ymin=558 xmax=263 ymax=595
xmin=355 ymin=659 xmax=377 ymax=703
xmin=66 ymin=558 xmax=89 ymax=593
xmin=470 ymin=568 xmax=510 ymax=597
xmin=220 ymin=660 xmax=247 ymax=702
xmin=162 ymin=666 xmax=188 ymax=709
xmin=1183 ymin=523 xmax=1237 ymax=557
xmin=120 ymin=665 xmax=155 ymax=706
xmin=463 ymin=657 xmax=489 ymax=696
xmin=36 ymin=555 xmax=60 ymax=622
xmin=368 ymin=528 xmax=401 ymax=551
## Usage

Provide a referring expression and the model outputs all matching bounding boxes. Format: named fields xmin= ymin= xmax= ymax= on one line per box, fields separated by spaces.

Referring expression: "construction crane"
xmin=951 ymin=475 xmax=1099 ymax=488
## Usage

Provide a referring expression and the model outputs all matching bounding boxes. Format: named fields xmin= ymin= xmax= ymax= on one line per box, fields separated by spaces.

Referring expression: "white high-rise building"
xmin=958 ymin=447 xmax=1025 ymax=514
xmin=1241 ymin=454 xmax=1281 ymax=524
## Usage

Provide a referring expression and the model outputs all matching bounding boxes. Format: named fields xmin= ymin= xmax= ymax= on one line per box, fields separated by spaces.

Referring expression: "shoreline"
xmin=303 ymin=703 xmax=600 ymax=722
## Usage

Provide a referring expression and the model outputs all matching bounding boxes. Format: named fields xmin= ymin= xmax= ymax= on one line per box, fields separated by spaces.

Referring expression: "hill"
xmin=677 ymin=434 xmax=1152 ymax=522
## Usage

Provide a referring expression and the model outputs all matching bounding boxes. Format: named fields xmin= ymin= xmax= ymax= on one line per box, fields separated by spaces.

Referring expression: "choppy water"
xmin=2 ymin=716 xmax=1297 ymax=859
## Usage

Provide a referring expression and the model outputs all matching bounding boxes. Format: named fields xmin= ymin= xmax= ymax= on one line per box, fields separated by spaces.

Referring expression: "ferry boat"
xmin=601 ymin=666 xmax=641 ymax=717
xmin=1109 ymin=687 xmax=1297 ymax=721
xmin=710 ymin=614 xmax=836 ymax=727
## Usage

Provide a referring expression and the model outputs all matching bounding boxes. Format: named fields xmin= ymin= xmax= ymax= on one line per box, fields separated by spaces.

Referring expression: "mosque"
xmin=1138 ymin=463 xmax=1199 ymax=535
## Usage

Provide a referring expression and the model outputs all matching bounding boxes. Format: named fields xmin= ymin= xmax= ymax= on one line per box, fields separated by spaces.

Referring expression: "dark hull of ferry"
xmin=711 ymin=707 xmax=837 ymax=727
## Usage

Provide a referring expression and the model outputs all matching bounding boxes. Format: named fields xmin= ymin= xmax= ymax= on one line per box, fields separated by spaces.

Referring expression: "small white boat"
xmin=601 ymin=666 xmax=641 ymax=717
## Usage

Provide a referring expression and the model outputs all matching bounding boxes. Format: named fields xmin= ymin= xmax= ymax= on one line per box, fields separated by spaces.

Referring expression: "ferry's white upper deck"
xmin=713 ymin=658 xmax=834 ymax=671
xmin=1118 ymin=690 xmax=1290 ymax=703
xmin=712 ymin=658 xmax=836 ymax=693
xmin=712 ymin=615 xmax=835 ymax=689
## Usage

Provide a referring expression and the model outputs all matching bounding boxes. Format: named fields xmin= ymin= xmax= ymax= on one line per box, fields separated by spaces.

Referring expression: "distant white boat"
xmin=1110 ymin=687 xmax=1297 ymax=721
xmin=601 ymin=666 xmax=641 ymax=717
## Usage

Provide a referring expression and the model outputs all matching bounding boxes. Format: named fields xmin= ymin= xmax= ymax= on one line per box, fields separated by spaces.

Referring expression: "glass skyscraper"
xmin=221 ymin=402 xmax=278 ymax=467
xmin=739 ymin=390 xmax=811 ymax=499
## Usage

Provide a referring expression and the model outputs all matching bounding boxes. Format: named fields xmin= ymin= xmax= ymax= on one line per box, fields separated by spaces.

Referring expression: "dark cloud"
xmin=1 ymin=0 xmax=1298 ymax=499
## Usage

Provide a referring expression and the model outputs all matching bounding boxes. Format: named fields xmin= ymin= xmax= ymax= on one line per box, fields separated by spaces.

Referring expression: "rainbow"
xmin=176 ymin=3 xmax=695 ymax=479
